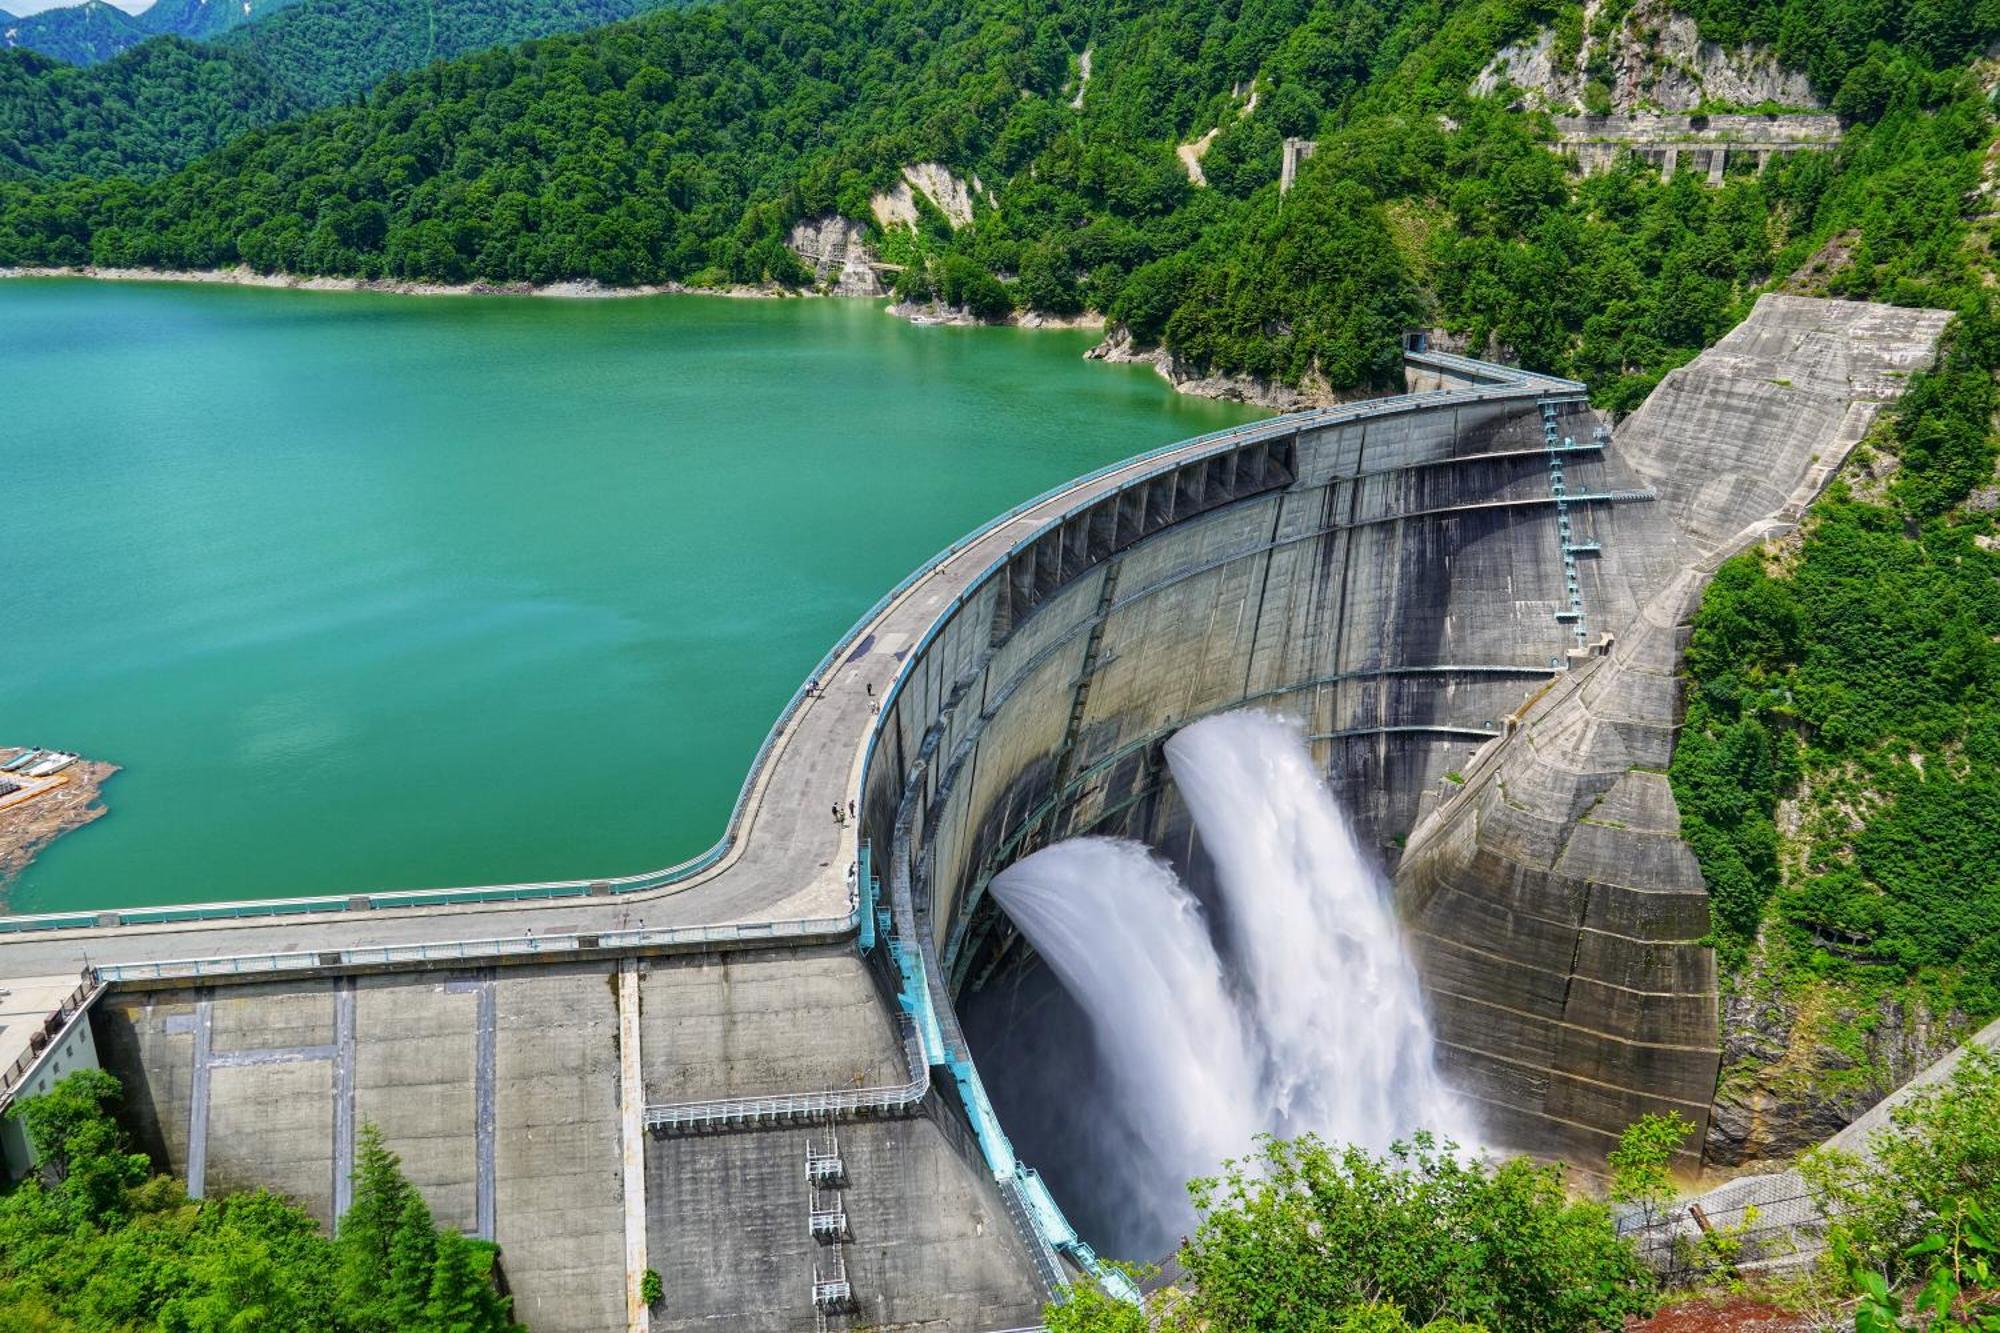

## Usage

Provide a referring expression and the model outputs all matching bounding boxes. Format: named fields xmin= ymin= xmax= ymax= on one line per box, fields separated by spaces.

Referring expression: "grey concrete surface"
xmin=644 ymin=1103 xmax=1046 ymax=1332
xmin=490 ymin=964 xmax=626 ymax=1333
xmin=638 ymin=945 xmax=905 ymax=1103
xmin=354 ymin=975 xmax=478 ymax=1233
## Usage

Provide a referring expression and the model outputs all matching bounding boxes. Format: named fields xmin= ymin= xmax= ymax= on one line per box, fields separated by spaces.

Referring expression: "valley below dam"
xmin=0 ymin=279 xmax=1261 ymax=912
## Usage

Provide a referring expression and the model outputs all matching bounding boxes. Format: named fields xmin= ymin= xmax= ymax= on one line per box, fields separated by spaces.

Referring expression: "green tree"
xmin=1608 ymin=1112 xmax=1694 ymax=1234
xmin=1804 ymin=1046 xmax=2000 ymax=1283
xmin=7 ymin=1066 xmax=150 ymax=1223
xmin=1049 ymin=1134 xmax=1654 ymax=1332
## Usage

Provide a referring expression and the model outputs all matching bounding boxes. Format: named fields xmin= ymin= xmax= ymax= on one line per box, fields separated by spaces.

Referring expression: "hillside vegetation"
xmin=0 ymin=1070 xmax=520 ymax=1332
xmin=0 ymin=0 xmax=682 ymax=179
xmin=0 ymin=38 xmax=301 ymax=179
xmin=1 ymin=0 xmax=1993 ymax=409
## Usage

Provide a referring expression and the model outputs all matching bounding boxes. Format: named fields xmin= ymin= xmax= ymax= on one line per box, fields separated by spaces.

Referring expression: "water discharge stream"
xmin=984 ymin=840 xmax=1265 ymax=1210
xmin=989 ymin=709 xmax=1473 ymax=1248
xmin=1166 ymin=710 xmax=1476 ymax=1149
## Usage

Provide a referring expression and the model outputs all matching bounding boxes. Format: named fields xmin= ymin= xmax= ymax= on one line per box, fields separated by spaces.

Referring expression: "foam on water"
xmin=1166 ymin=710 xmax=1476 ymax=1150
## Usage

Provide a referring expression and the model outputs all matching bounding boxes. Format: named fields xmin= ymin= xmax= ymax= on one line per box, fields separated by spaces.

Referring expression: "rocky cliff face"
xmin=1084 ymin=324 xmax=1367 ymax=411
xmin=1474 ymin=0 xmax=1818 ymax=113
xmin=785 ymin=215 xmax=884 ymax=297
xmin=1706 ymin=943 xmax=1971 ymax=1166
xmin=868 ymin=163 xmax=985 ymax=230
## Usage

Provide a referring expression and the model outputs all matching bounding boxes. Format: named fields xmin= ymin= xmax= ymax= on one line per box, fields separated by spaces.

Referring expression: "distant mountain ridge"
xmin=0 ymin=0 xmax=684 ymax=179
xmin=2 ymin=0 xmax=301 ymax=64
xmin=3 ymin=0 xmax=150 ymax=64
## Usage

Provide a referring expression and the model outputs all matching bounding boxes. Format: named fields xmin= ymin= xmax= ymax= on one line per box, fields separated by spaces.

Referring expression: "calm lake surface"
xmin=2 ymin=280 xmax=1260 ymax=912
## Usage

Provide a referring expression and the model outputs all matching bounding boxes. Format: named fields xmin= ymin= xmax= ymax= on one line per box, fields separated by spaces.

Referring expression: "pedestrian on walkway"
xmin=831 ymin=802 xmax=843 ymax=824
xmin=847 ymin=800 xmax=856 ymax=820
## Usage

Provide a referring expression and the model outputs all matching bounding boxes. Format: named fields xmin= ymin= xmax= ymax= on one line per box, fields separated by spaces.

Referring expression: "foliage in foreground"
xmin=1805 ymin=1046 xmax=2000 ymax=1286
xmin=1046 ymin=1133 xmax=1655 ymax=1333
xmin=1801 ymin=1044 xmax=2000 ymax=1329
xmin=0 ymin=1069 xmax=519 ymax=1332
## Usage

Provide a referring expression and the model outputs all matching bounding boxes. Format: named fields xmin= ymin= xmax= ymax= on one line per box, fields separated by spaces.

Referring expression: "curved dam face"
xmin=855 ymin=297 xmax=1950 ymax=1174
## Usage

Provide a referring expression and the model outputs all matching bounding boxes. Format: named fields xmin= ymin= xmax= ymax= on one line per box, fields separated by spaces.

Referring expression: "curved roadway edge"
xmin=0 ymin=351 xmax=1578 ymax=976
xmin=0 ymin=350 xmax=1579 ymax=1310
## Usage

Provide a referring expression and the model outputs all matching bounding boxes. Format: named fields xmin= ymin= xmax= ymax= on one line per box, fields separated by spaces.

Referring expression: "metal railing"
xmin=91 ymin=914 xmax=856 ymax=983
xmin=643 ymin=1077 xmax=927 ymax=1133
xmin=0 ymin=351 xmax=1578 ymax=940
xmin=0 ymin=973 xmax=102 ymax=1101
xmin=1615 ymin=1191 xmax=1829 ymax=1286
xmin=644 ymin=1013 xmax=929 ymax=1133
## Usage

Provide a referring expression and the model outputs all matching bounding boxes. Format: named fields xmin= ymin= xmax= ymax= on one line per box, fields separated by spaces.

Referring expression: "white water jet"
xmin=1165 ymin=709 xmax=1476 ymax=1151
xmin=990 ymin=838 xmax=1265 ymax=1219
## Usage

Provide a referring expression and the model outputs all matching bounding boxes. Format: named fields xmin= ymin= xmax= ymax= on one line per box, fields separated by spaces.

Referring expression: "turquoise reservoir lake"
xmin=2 ymin=280 xmax=1261 ymax=913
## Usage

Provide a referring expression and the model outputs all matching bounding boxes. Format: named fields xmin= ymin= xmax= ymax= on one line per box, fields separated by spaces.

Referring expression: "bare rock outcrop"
xmin=1084 ymin=324 xmax=1367 ymax=411
xmin=1474 ymin=0 xmax=1818 ymax=113
xmin=869 ymin=163 xmax=984 ymax=230
xmin=1706 ymin=961 xmax=1968 ymax=1166
xmin=786 ymin=215 xmax=884 ymax=297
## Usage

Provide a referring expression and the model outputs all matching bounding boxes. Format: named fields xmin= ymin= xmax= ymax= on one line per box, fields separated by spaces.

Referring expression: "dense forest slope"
xmin=0 ymin=38 xmax=300 ymax=178
xmin=0 ymin=0 xmax=683 ymax=179
xmin=211 ymin=0 xmax=684 ymax=105
xmin=1 ymin=0 xmax=1996 ymax=1165
xmin=2 ymin=0 xmax=1991 ymax=406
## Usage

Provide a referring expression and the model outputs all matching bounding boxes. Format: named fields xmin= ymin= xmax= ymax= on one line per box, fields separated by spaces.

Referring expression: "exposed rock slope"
xmin=1474 ymin=0 xmax=1818 ymax=112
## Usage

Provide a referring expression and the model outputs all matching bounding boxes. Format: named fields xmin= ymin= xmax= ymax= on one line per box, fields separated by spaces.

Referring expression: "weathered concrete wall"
xmin=1395 ymin=296 xmax=1950 ymax=1166
xmin=91 ymin=941 xmax=1043 ymax=1333
xmin=855 ymin=361 xmax=1652 ymax=1151
xmin=858 ymin=299 xmax=1946 ymax=1174
xmin=1551 ymin=113 xmax=1840 ymax=181
xmin=94 ymin=966 xmax=629 ymax=1333
xmin=646 ymin=1101 xmax=1045 ymax=1332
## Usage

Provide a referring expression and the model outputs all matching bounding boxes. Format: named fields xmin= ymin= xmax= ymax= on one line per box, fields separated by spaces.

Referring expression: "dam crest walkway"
xmin=0 ymin=349 xmax=1580 ymax=980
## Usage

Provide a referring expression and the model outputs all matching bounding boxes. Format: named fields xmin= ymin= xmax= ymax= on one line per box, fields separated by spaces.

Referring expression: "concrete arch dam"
xmin=0 ymin=295 xmax=1947 ymax=1332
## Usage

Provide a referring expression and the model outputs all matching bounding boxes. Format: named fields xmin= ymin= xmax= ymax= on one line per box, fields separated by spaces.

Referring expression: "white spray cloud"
xmin=990 ymin=709 xmax=1475 ymax=1244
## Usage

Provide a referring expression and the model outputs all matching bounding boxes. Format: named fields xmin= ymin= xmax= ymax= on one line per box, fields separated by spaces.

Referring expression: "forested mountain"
xmin=2 ymin=0 xmax=149 ymax=64
xmin=0 ymin=38 xmax=298 ymax=178
xmin=213 ymin=0 xmax=681 ymax=105
xmin=1 ymin=0 xmax=300 ymax=65
xmin=0 ymin=0 xmax=682 ymax=178
xmin=1 ymin=0 xmax=1991 ymax=401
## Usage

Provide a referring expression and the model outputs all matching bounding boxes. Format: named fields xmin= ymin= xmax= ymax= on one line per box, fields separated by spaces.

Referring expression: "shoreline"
xmin=0 ymin=264 xmax=798 ymax=301
xmin=3 ymin=263 xmax=1294 ymax=409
